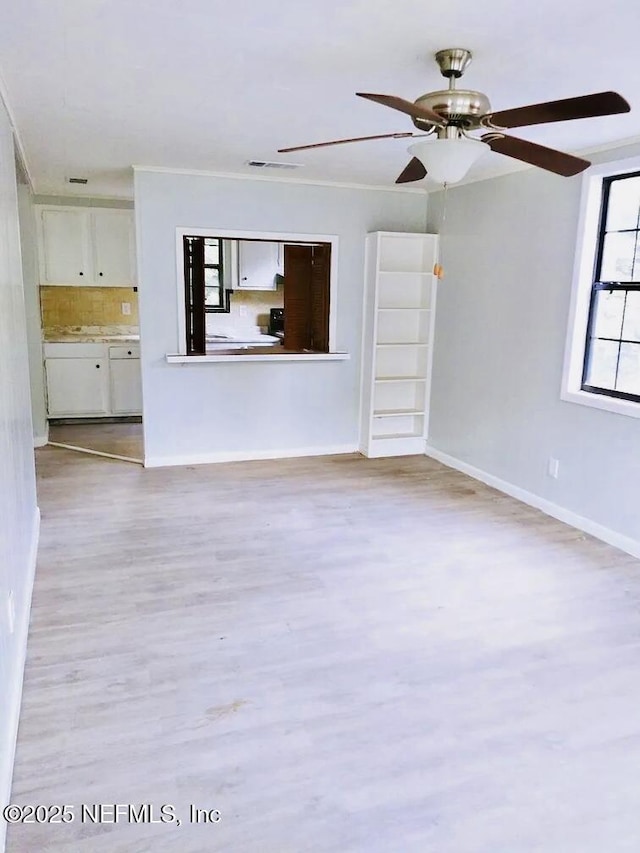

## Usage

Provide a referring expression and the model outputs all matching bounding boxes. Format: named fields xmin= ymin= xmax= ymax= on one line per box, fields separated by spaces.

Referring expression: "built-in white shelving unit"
xmin=360 ymin=231 xmax=439 ymax=458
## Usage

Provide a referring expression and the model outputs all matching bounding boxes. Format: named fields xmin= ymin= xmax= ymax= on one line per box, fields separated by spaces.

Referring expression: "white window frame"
xmin=561 ymin=154 xmax=640 ymax=419
xmin=174 ymin=227 xmax=339 ymax=357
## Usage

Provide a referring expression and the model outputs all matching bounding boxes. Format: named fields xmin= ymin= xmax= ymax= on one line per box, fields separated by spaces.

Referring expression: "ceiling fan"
xmin=278 ymin=48 xmax=630 ymax=184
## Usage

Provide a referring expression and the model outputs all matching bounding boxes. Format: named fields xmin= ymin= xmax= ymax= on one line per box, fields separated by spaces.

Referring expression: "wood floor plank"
xmin=7 ymin=448 xmax=640 ymax=852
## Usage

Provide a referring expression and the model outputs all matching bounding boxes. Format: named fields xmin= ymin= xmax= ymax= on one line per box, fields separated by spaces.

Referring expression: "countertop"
xmin=43 ymin=333 xmax=140 ymax=343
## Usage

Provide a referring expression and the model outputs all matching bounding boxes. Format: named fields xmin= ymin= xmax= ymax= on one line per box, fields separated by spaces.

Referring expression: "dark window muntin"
xmin=581 ymin=170 xmax=640 ymax=404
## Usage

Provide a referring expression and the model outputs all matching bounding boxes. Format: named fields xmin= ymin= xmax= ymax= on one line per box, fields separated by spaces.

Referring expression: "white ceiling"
xmin=1 ymin=0 xmax=640 ymax=198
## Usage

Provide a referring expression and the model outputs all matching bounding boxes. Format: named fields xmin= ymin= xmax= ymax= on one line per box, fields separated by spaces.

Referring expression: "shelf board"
xmin=373 ymin=408 xmax=423 ymax=418
xmin=372 ymin=431 xmax=425 ymax=441
xmin=378 ymin=270 xmax=434 ymax=277
xmin=377 ymin=307 xmax=431 ymax=312
xmin=374 ymin=375 xmax=428 ymax=383
xmin=375 ymin=342 xmax=428 ymax=348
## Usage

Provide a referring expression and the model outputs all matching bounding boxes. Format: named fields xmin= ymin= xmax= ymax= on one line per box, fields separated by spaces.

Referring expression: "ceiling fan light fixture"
xmin=409 ymin=136 xmax=488 ymax=184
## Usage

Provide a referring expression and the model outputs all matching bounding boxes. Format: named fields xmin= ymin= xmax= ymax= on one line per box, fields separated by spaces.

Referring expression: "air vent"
xmin=246 ymin=160 xmax=300 ymax=170
xmin=68 ymin=177 xmax=88 ymax=184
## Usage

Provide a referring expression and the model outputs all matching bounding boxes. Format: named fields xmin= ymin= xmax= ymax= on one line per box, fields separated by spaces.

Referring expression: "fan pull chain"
xmin=433 ymin=182 xmax=448 ymax=279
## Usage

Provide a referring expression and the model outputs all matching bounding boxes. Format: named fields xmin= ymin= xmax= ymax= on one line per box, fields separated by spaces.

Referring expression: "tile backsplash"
xmin=206 ymin=286 xmax=284 ymax=336
xmin=41 ymin=286 xmax=139 ymax=332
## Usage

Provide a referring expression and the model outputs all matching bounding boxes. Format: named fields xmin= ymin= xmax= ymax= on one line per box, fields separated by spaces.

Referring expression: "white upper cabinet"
xmin=36 ymin=205 xmax=136 ymax=287
xmin=237 ymin=240 xmax=281 ymax=290
xmin=39 ymin=208 xmax=92 ymax=285
xmin=91 ymin=209 xmax=136 ymax=286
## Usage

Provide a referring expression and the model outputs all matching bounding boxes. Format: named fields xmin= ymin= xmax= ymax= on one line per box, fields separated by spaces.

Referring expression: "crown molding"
xmin=426 ymin=133 xmax=640 ymax=193
xmin=132 ymin=165 xmax=428 ymax=194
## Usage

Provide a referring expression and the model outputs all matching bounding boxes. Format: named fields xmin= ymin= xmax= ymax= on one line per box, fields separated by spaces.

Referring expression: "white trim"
xmin=33 ymin=192 xmax=134 ymax=205
xmin=1 ymin=508 xmax=39 ymax=852
xmin=175 ymin=227 xmax=340 ymax=357
xmin=424 ymin=445 xmax=640 ymax=560
xmin=144 ymin=443 xmax=358 ymax=468
xmin=426 ymin=133 xmax=640 ymax=192
xmin=33 ymin=422 xmax=49 ymax=448
xmin=166 ymin=351 xmax=349 ymax=364
xmin=0 ymin=68 xmax=34 ymax=192
xmin=133 ymin=165 xmax=427 ymax=194
xmin=561 ymin=153 xmax=640 ymax=418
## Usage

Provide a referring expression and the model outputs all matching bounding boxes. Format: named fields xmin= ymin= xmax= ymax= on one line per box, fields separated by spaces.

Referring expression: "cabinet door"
xmin=45 ymin=358 xmax=110 ymax=416
xmin=39 ymin=209 xmax=91 ymax=285
xmin=91 ymin=210 xmax=135 ymax=286
xmin=109 ymin=359 xmax=142 ymax=414
xmin=237 ymin=241 xmax=280 ymax=290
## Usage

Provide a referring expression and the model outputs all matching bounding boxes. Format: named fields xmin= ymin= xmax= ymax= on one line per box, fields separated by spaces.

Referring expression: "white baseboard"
xmin=33 ymin=423 xmax=49 ymax=448
xmin=1 ymin=507 xmax=39 ymax=852
xmin=144 ymin=443 xmax=359 ymax=468
xmin=425 ymin=445 xmax=640 ymax=560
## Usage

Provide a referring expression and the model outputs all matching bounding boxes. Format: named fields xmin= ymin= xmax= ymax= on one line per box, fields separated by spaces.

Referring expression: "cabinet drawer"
xmin=109 ymin=345 xmax=140 ymax=359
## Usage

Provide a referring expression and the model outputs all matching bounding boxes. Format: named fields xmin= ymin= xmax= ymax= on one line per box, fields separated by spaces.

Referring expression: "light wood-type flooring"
xmin=48 ymin=421 xmax=143 ymax=463
xmin=8 ymin=448 xmax=640 ymax=852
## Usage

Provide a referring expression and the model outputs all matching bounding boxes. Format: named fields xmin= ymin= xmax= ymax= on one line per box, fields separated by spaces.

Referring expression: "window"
xmin=178 ymin=230 xmax=335 ymax=357
xmin=562 ymin=155 xmax=640 ymax=419
xmin=582 ymin=173 xmax=640 ymax=402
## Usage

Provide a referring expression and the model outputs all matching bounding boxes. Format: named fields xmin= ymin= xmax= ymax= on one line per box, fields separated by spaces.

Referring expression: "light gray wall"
xmin=0 ymin=100 xmax=38 ymax=844
xmin=17 ymin=185 xmax=47 ymax=443
xmin=134 ymin=170 xmax=427 ymax=465
xmin=426 ymin=143 xmax=640 ymax=544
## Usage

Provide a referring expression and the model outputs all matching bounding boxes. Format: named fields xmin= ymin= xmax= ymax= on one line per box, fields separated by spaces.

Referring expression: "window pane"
xmin=204 ymin=239 xmax=220 ymax=265
xmin=205 ymin=268 xmax=220 ymax=288
xmin=205 ymin=268 xmax=221 ymax=307
xmin=621 ymin=291 xmax=640 ymax=342
xmin=605 ymin=177 xmax=640 ymax=232
xmin=616 ymin=342 xmax=640 ymax=395
xmin=205 ymin=286 xmax=220 ymax=307
xmin=600 ymin=231 xmax=636 ymax=281
xmin=592 ymin=288 xmax=625 ymax=339
xmin=585 ymin=338 xmax=619 ymax=389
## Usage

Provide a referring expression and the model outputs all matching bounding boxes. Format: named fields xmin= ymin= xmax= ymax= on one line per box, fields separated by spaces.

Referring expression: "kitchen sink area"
xmin=205 ymin=332 xmax=281 ymax=351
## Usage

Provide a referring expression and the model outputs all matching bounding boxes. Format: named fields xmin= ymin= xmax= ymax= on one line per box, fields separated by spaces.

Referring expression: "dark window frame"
xmin=203 ymin=237 xmax=231 ymax=314
xmin=581 ymin=170 xmax=640 ymax=404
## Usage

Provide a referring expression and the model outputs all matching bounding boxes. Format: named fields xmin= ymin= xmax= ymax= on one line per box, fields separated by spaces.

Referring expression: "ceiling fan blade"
xmin=482 ymin=133 xmax=590 ymax=177
xmin=395 ymin=157 xmax=427 ymax=184
xmin=278 ymin=131 xmax=415 ymax=153
xmin=485 ymin=91 xmax=630 ymax=129
xmin=356 ymin=92 xmax=445 ymax=126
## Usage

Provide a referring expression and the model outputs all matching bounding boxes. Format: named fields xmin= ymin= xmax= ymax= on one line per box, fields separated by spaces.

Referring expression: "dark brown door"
xmin=283 ymin=244 xmax=330 ymax=352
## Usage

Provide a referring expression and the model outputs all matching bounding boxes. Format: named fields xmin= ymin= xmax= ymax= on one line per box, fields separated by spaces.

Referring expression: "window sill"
xmin=165 ymin=351 xmax=350 ymax=364
xmin=561 ymin=387 xmax=640 ymax=420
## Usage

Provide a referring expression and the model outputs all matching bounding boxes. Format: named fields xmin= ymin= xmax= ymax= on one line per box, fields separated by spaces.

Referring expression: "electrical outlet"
xmin=6 ymin=590 xmax=15 ymax=634
xmin=547 ymin=457 xmax=560 ymax=479
xmin=121 ymin=302 xmax=131 ymax=316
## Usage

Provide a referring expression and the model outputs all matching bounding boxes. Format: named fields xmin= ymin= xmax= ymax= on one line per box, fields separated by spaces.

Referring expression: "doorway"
xmin=48 ymin=417 xmax=144 ymax=464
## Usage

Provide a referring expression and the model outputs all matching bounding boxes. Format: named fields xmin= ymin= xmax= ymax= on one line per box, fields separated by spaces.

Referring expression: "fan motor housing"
xmin=412 ymin=89 xmax=491 ymax=130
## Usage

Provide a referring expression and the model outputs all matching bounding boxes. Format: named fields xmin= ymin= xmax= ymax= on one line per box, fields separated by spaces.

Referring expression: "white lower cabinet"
xmin=44 ymin=342 xmax=141 ymax=417
xmin=46 ymin=357 xmax=110 ymax=416
xmin=109 ymin=353 xmax=143 ymax=414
